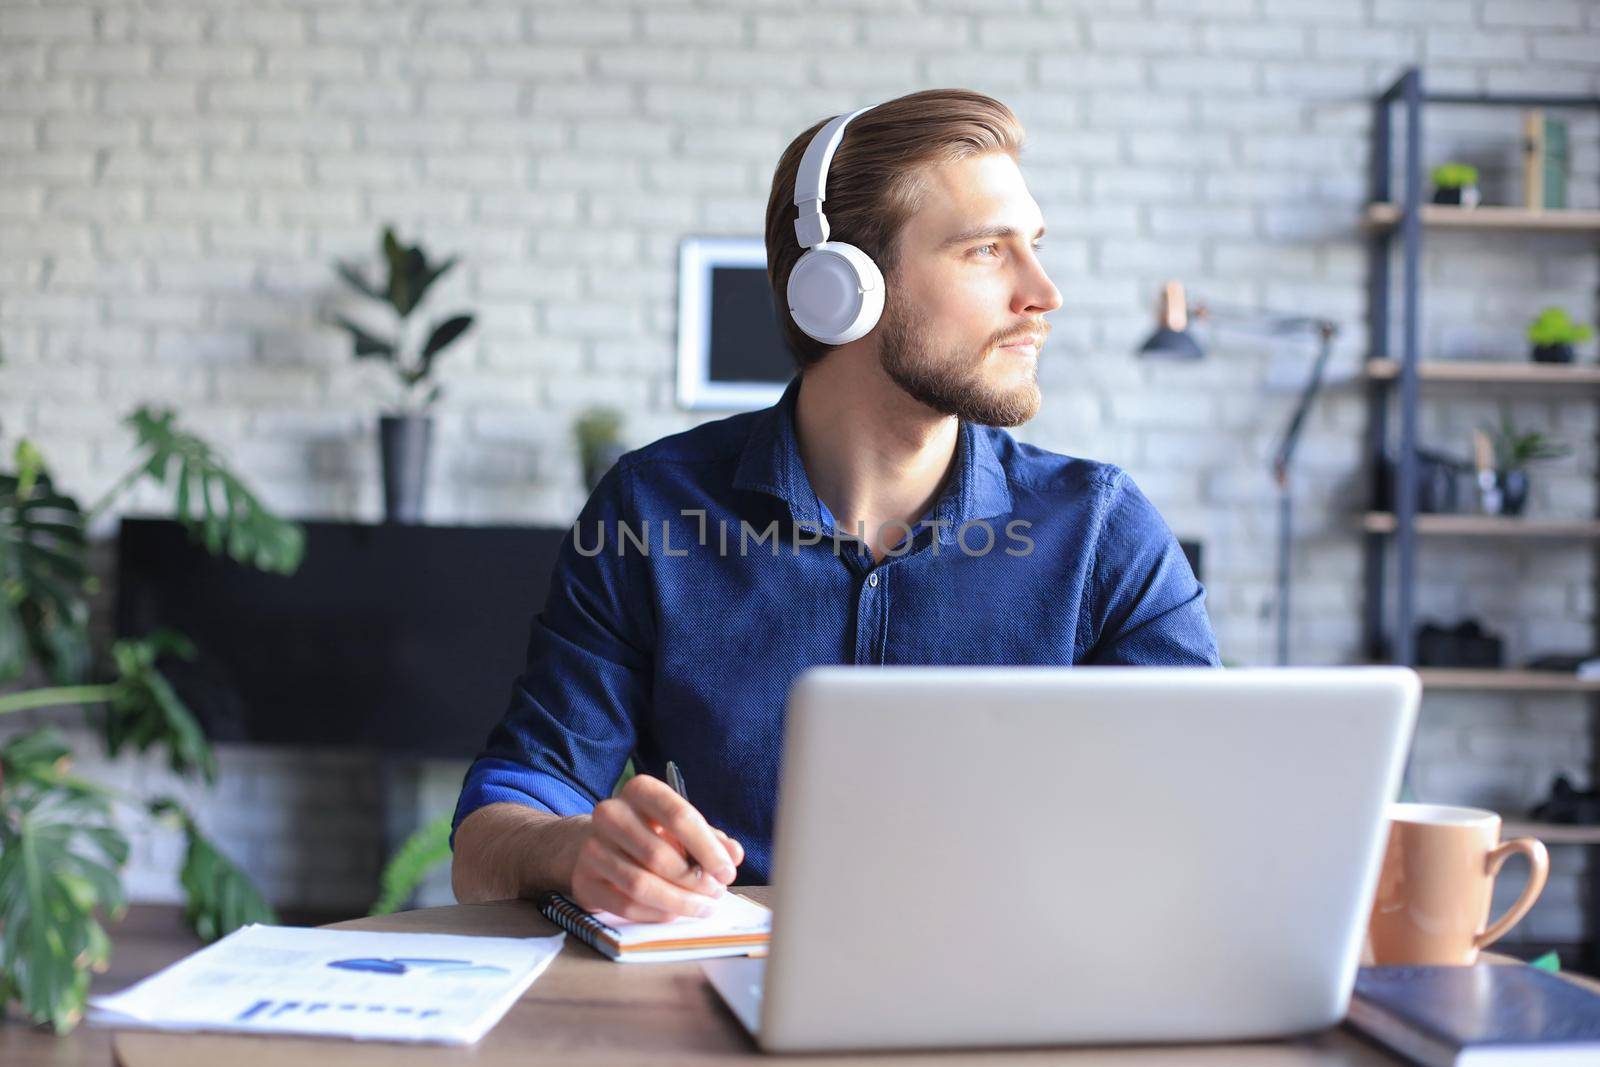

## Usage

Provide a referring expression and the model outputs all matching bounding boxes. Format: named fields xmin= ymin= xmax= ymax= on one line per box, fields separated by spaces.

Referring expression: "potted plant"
xmin=1430 ymin=163 xmax=1481 ymax=208
xmin=1 ymin=357 xmax=297 ymax=1031
xmin=1487 ymin=410 xmax=1571 ymax=516
xmin=333 ymin=226 xmax=475 ymax=524
xmin=1526 ymin=306 xmax=1594 ymax=364
xmin=574 ymin=407 xmax=626 ymax=492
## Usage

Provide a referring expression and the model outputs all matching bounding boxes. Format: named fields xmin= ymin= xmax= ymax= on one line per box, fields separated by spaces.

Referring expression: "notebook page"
xmin=592 ymin=892 xmax=771 ymax=947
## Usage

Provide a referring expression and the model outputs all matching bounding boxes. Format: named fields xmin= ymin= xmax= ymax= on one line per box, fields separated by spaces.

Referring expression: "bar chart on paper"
xmin=88 ymin=924 xmax=565 ymax=1045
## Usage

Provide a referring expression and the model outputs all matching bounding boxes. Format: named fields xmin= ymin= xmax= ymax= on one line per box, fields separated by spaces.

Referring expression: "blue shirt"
xmin=453 ymin=376 xmax=1220 ymax=883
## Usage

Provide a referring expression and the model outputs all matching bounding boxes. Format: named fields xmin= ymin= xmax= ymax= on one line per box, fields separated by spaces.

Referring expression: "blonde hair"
xmin=763 ymin=89 xmax=1026 ymax=368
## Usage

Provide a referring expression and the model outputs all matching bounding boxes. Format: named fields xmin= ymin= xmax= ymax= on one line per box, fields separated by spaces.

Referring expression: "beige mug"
xmin=1366 ymin=802 xmax=1549 ymax=966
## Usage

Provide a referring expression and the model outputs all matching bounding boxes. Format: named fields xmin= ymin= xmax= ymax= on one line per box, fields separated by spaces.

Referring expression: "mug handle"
xmin=1474 ymin=836 xmax=1550 ymax=950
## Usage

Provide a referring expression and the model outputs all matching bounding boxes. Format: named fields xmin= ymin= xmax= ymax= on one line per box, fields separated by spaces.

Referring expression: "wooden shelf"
xmin=1503 ymin=821 xmax=1600 ymax=845
xmin=1419 ymin=668 xmax=1600 ymax=692
xmin=1364 ymin=512 xmax=1600 ymax=538
xmin=1366 ymin=202 xmax=1600 ymax=233
xmin=1365 ymin=358 xmax=1600 ymax=389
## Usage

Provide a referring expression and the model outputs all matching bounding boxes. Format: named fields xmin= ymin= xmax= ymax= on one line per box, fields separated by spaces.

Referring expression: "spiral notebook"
xmin=538 ymin=890 xmax=771 ymax=963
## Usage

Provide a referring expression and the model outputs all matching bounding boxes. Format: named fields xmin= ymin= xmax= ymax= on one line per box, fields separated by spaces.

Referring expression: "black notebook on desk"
xmin=1348 ymin=965 xmax=1600 ymax=1065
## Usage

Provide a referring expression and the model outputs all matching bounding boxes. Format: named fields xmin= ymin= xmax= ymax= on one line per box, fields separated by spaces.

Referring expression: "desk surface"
xmin=106 ymin=888 xmax=1460 ymax=1066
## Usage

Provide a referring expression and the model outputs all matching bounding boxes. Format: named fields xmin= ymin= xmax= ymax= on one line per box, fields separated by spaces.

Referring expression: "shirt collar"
xmin=731 ymin=374 xmax=1014 ymax=544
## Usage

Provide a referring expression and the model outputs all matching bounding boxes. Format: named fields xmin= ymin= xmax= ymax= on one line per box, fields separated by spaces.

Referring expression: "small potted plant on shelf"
xmin=574 ymin=407 xmax=626 ymax=492
xmin=333 ymin=226 xmax=475 ymax=524
xmin=1486 ymin=409 xmax=1571 ymax=517
xmin=1430 ymin=163 xmax=1481 ymax=208
xmin=1526 ymin=306 xmax=1594 ymax=364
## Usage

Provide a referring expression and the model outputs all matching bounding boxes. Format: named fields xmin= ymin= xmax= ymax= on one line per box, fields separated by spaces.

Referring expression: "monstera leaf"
xmin=149 ymin=799 xmax=276 ymax=943
xmin=0 ymin=449 xmax=93 ymax=686
xmin=370 ymin=813 xmax=453 ymax=916
xmin=0 ymin=728 xmax=130 ymax=1033
xmin=99 ymin=630 xmax=214 ymax=783
xmin=123 ymin=407 xmax=305 ymax=575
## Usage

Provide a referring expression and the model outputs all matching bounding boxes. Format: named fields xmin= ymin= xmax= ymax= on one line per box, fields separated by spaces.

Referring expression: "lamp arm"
xmin=1192 ymin=301 xmax=1339 ymax=337
xmin=1271 ymin=323 xmax=1340 ymax=487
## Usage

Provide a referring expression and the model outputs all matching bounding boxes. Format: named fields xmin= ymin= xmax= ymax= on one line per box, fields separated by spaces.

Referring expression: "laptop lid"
xmin=756 ymin=666 xmax=1418 ymax=1053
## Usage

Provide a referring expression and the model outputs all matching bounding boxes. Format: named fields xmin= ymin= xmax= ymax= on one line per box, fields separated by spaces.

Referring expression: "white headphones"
xmin=787 ymin=105 xmax=885 ymax=347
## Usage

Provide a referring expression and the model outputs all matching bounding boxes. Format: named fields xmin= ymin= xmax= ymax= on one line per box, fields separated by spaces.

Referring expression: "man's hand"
xmin=570 ymin=774 xmax=746 ymax=922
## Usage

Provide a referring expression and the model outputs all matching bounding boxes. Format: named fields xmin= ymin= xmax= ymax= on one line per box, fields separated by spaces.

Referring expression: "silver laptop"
xmin=703 ymin=666 xmax=1419 ymax=1053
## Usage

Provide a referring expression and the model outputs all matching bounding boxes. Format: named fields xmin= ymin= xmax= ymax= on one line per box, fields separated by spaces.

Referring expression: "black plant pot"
xmin=1431 ymin=185 xmax=1479 ymax=207
xmin=1532 ymin=342 xmax=1576 ymax=364
xmin=582 ymin=442 xmax=628 ymax=493
xmin=1379 ymin=448 xmax=1466 ymax=514
xmin=1497 ymin=468 xmax=1530 ymax=516
xmin=380 ymin=414 xmax=433 ymax=524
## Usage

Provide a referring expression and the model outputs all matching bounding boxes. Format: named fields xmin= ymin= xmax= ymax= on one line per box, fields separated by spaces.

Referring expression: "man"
xmin=451 ymin=89 xmax=1219 ymax=922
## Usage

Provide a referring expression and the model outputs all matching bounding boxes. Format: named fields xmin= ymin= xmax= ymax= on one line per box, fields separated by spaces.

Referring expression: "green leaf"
xmin=123 ymin=406 xmax=306 ymax=575
xmin=13 ymin=439 xmax=44 ymax=499
xmin=574 ymin=407 xmax=624 ymax=454
xmin=391 ymin=250 xmax=427 ymax=317
xmin=0 ymin=593 xmax=25 ymax=681
xmin=382 ymin=225 xmax=402 ymax=272
xmin=150 ymin=799 xmax=276 ymax=943
xmin=1527 ymin=306 xmax=1595 ymax=347
xmin=334 ymin=260 xmax=383 ymax=301
xmin=369 ymin=813 xmax=453 ymax=916
xmin=334 ymin=315 xmax=396 ymax=362
xmin=1430 ymin=162 xmax=1478 ymax=189
xmin=383 ymin=226 xmax=430 ymax=318
xmin=0 ymin=461 xmax=93 ymax=686
xmin=101 ymin=630 xmax=215 ymax=783
xmin=1489 ymin=407 xmax=1573 ymax=469
xmin=408 ymin=256 xmax=457 ymax=317
xmin=419 ymin=314 xmax=473 ymax=375
xmin=0 ymin=728 xmax=73 ymax=785
xmin=613 ymin=758 xmax=635 ymax=796
xmin=0 ymin=736 xmax=129 ymax=1033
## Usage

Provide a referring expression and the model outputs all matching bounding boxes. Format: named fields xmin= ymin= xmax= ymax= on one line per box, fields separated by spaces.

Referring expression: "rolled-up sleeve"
xmin=1082 ymin=469 xmax=1221 ymax=667
xmin=451 ymin=460 xmax=655 ymax=844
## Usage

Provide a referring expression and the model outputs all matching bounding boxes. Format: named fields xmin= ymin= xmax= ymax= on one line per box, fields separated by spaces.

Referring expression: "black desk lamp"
xmin=1136 ymin=281 xmax=1341 ymax=666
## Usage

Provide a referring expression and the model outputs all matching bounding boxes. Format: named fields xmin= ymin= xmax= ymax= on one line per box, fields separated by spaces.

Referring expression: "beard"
xmin=875 ymin=298 xmax=1043 ymax=428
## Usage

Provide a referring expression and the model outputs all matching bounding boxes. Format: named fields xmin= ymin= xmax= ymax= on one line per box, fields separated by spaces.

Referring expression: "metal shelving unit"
xmin=1365 ymin=67 xmax=1600 ymax=968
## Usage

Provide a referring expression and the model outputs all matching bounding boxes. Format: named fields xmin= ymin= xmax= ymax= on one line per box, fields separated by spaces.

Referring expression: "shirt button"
xmin=867 ymin=572 xmax=879 ymax=588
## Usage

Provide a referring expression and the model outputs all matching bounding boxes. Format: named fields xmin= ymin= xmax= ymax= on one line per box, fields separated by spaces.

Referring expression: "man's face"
xmin=875 ymin=152 xmax=1062 ymax=427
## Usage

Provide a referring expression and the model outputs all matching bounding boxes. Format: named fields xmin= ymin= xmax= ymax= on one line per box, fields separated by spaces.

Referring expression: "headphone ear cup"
xmin=787 ymin=242 xmax=885 ymax=346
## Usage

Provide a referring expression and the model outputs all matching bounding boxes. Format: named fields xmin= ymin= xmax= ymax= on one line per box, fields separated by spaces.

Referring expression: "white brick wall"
xmin=4 ymin=0 xmax=1600 ymax=943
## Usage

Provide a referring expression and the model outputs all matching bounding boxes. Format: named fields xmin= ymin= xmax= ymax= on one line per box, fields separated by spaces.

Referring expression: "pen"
xmin=664 ymin=760 xmax=702 ymax=881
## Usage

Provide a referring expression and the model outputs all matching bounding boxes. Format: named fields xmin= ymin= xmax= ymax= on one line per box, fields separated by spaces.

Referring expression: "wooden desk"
xmin=110 ymin=887 xmax=1404 ymax=1066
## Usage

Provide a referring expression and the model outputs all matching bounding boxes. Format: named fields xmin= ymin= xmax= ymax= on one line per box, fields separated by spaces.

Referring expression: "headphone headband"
xmin=792 ymin=105 xmax=875 ymax=249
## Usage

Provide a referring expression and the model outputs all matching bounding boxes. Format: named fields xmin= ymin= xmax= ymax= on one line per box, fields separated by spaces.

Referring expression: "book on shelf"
xmin=1523 ymin=108 xmax=1569 ymax=211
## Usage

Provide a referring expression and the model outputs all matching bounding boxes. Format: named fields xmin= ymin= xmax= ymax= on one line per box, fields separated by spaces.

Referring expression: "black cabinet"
xmin=115 ymin=518 xmax=570 ymax=758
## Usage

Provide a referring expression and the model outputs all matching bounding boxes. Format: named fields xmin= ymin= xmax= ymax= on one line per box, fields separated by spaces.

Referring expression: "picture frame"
xmin=676 ymin=236 xmax=795 ymax=411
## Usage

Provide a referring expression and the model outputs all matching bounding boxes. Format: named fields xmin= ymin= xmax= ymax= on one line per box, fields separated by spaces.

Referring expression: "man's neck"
xmin=792 ymin=354 xmax=959 ymax=563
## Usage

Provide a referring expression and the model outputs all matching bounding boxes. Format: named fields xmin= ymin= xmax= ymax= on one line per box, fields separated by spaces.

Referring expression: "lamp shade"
xmin=1136 ymin=280 xmax=1205 ymax=359
xmin=1138 ymin=326 xmax=1205 ymax=359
